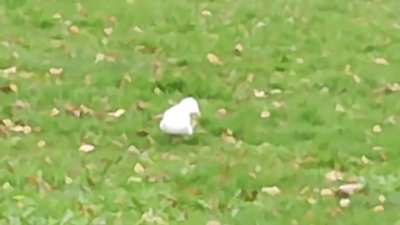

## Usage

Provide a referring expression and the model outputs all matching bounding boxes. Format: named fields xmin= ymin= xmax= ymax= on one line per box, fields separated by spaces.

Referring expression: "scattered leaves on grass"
xmin=221 ymin=128 xmax=236 ymax=144
xmin=207 ymin=53 xmax=223 ymax=65
xmin=79 ymin=143 xmax=95 ymax=153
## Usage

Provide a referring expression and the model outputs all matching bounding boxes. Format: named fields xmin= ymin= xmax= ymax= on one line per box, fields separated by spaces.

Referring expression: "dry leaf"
xmin=221 ymin=129 xmax=236 ymax=144
xmin=9 ymin=83 xmax=18 ymax=93
xmin=253 ymin=89 xmax=266 ymax=98
xmin=296 ymin=58 xmax=304 ymax=64
xmin=234 ymin=43 xmax=244 ymax=55
xmin=217 ymin=108 xmax=227 ymax=116
xmin=361 ymin=155 xmax=369 ymax=165
xmin=206 ymin=220 xmax=220 ymax=225
xmin=307 ymin=197 xmax=317 ymax=205
xmin=373 ymin=205 xmax=384 ymax=213
xmin=50 ymin=107 xmax=60 ymax=117
xmin=95 ymin=53 xmax=105 ymax=63
xmin=335 ymin=104 xmax=345 ymax=113
xmin=353 ymin=75 xmax=361 ymax=84
xmin=79 ymin=144 xmax=95 ymax=153
xmin=133 ymin=26 xmax=143 ymax=33
xmin=272 ymin=101 xmax=285 ymax=108
xmin=136 ymin=101 xmax=148 ymax=110
xmin=69 ymin=25 xmax=80 ymax=34
xmin=340 ymin=198 xmax=351 ymax=208
xmin=2 ymin=119 xmax=14 ymax=128
xmin=11 ymin=125 xmax=32 ymax=134
xmin=2 ymin=66 xmax=17 ymax=75
xmin=246 ymin=73 xmax=255 ymax=82
xmin=374 ymin=58 xmax=389 ymax=65
xmin=260 ymin=111 xmax=271 ymax=119
xmin=201 ymin=10 xmax=212 ymax=17
xmin=372 ymin=125 xmax=382 ymax=133
xmin=325 ymin=170 xmax=343 ymax=182
xmin=65 ymin=176 xmax=73 ymax=184
xmin=377 ymin=195 xmax=386 ymax=204
xmin=104 ymin=27 xmax=113 ymax=36
xmin=320 ymin=188 xmax=334 ymax=197
xmin=37 ymin=140 xmax=46 ymax=148
xmin=338 ymin=183 xmax=363 ymax=196
xmin=134 ymin=163 xmax=145 ymax=174
xmin=49 ymin=67 xmax=64 ymax=76
xmin=261 ymin=186 xmax=281 ymax=196
xmin=108 ymin=109 xmax=125 ymax=118
xmin=207 ymin=53 xmax=223 ymax=65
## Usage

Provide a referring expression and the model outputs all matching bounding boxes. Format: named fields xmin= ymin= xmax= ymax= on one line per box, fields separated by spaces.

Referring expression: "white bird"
xmin=159 ymin=97 xmax=201 ymax=135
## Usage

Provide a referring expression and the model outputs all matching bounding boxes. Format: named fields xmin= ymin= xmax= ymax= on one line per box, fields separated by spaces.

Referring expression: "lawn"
xmin=0 ymin=0 xmax=400 ymax=224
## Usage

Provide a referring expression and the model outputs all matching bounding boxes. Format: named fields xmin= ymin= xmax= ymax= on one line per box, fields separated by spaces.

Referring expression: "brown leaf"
xmin=234 ymin=43 xmax=244 ymax=55
xmin=261 ymin=186 xmax=281 ymax=196
xmin=207 ymin=53 xmax=223 ymax=65
xmin=136 ymin=101 xmax=148 ymax=110
xmin=69 ymin=25 xmax=80 ymax=34
xmin=107 ymin=109 xmax=125 ymax=118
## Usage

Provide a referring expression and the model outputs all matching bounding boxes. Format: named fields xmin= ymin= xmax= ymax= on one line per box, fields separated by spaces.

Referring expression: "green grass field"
xmin=1 ymin=0 xmax=400 ymax=224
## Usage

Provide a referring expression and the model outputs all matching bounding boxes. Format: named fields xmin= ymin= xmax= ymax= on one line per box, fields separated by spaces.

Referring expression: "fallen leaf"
xmin=296 ymin=58 xmax=304 ymax=64
xmin=379 ymin=195 xmax=386 ymax=204
xmin=340 ymin=198 xmax=351 ymax=208
xmin=50 ymin=107 xmax=60 ymax=117
xmin=217 ymin=108 xmax=227 ymax=116
xmin=372 ymin=125 xmax=382 ymax=133
xmin=49 ymin=67 xmax=64 ymax=76
xmin=2 ymin=66 xmax=17 ymax=75
xmin=353 ymin=75 xmax=361 ymax=84
xmin=307 ymin=197 xmax=317 ymax=205
xmin=373 ymin=205 xmax=384 ymax=213
xmin=108 ymin=109 xmax=125 ymax=118
xmin=260 ymin=111 xmax=271 ymax=119
xmin=374 ymin=57 xmax=389 ymax=65
xmin=207 ymin=53 xmax=223 ymax=65
xmin=134 ymin=163 xmax=145 ymax=174
xmin=261 ymin=186 xmax=281 ymax=196
xmin=206 ymin=220 xmax=220 ymax=225
xmin=253 ymin=89 xmax=266 ymax=98
xmin=201 ymin=10 xmax=212 ymax=17
xmin=37 ymin=140 xmax=46 ymax=148
xmin=69 ymin=25 xmax=80 ymax=34
xmin=136 ymin=101 xmax=148 ymax=110
xmin=361 ymin=155 xmax=369 ymax=165
xmin=104 ymin=27 xmax=113 ymax=36
xmin=325 ymin=170 xmax=343 ymax=182
xmin=338 ymin=183 xmax=363 ymax=196
xmin=65 ymin=176 xmax=73 ymax=184
xmin=11 ymin=125 xmax=32 ymax=134
xmin=320 ymin=188 xmax=334 ymax=197
xmin=79 ymin=144 xmax=95 ymax=153
xmin=9 ymin=83 xmax=18 ymax=93
xmin=234 ymin=43 xmax=244 ymax=55
xmin=335 ymin=104 xmax=345 ymax=113
xmin=95 ymin=53 xmax=105 ymax=63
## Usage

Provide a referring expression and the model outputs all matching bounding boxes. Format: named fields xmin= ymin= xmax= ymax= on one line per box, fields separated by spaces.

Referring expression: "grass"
xmin=0 ymin=0 xmax=400 ymax=224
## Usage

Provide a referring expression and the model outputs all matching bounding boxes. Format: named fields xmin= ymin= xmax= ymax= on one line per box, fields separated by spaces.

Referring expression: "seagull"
xmin=160 ymin=97 xmax=201 ymax=135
